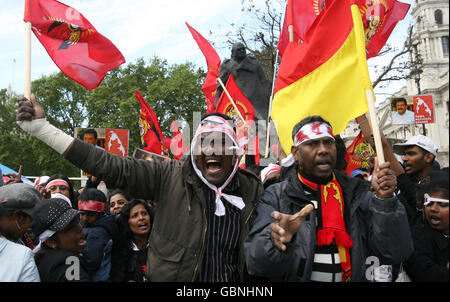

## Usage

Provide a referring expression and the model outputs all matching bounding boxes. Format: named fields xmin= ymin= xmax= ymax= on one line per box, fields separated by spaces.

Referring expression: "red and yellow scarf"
xmin=298 ymin=173 xmax=353 ymax=282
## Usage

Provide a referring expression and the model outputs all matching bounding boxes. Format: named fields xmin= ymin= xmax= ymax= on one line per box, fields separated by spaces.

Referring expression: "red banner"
xmin=414 ymin=95 xmax=434 ymax=124
xmin=105 ymin=129 xmax=129 ymax=157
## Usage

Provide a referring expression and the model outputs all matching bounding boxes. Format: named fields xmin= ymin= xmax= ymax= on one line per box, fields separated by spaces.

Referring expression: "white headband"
xmin=32 ymin=229 xmax=56 ymax=254
xmin=424 ymin=193 xmax=449 ymax=206
xmin=294 ymin=122 xmax=335 ymax=147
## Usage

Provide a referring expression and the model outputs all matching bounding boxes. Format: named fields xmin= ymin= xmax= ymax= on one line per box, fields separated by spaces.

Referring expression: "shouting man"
xmin=16 ymin=95 xmax=262 ymax=282
xmin=244 ymin=116 xmax=413 ymax=282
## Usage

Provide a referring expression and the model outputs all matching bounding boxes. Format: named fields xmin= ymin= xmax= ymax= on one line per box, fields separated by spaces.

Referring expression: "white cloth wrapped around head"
xmin=190 ymin=116 xmax=245 ymax=216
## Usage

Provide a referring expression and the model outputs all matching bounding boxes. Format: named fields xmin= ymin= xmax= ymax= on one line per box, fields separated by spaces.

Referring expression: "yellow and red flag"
xmin=272 ymin=0 xmax=371 ymax=154
xmin=344 ymin=131 xmax=375 ymax=176
xmin=24 ymin=0 xmax=125 ymax=90
xmin=170 ymin=120 xmax=189 ymax=161
xmin=186 ymin=22 xmax=221 ymax=114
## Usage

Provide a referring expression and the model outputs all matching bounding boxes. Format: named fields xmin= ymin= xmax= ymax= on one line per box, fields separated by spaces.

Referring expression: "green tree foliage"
xmin=0 ymin=57 xmax=205 ymax=179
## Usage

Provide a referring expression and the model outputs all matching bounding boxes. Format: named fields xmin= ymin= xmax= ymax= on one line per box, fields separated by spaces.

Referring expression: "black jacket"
xmin=111 ymin=240 xmax=148 ymax=282
xmin=244 ymin=166 xmax=414 ymax=281
xmin=65 ymin=139 xmax=263 ymax=282
xmin=35 ymin=247 xmax=90 ymax=282
xmin=405 ymin=219 xmax=449 ymax=282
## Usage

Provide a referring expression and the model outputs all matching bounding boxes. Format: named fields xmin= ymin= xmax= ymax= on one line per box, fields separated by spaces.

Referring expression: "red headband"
xmin=45 ymin=179 xmax=69 ymax=190
xmin=294 ymin=122 xmax=335 ymax=146
xmin=78 ymin=200 xmax=106 ymax=213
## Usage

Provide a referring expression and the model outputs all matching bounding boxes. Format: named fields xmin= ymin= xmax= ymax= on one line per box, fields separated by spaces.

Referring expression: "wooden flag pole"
xmin=217 ymin=77 xmax=248 ymax=126
xmin=365 ymin=89 xmax=385 ymax=164
xmin=24 ymin=0 xmax=32 ymax=99
xmin=24 ymin=23 xmax=32 ymax=99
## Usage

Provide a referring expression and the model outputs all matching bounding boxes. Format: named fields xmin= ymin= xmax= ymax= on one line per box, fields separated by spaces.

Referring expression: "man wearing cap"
xmin=16 ymin=95 xmax=262 ymax=282
xmin=244 ymin=116 xmax=413 ymax=282
xmin=0 ymin=183 xmax=41 ymax=281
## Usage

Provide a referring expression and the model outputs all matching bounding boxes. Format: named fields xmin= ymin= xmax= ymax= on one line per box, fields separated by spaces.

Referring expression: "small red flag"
xmin=186 ymin=22 xmax=221 ymax=113
xmin=24 ymin=0 xmax=125 ymax=90
xmin=215 ymin=75 xmax=260 ymax=167
xmin=135 ymin=90 xmax=167 ymax=155
xmin=170 ymin=120 xmax=189 ymax=161
xmin=344 ymin=131 xmax=375 ymax=177
xmin=277 ymin=0 xmax=328 ymax=57
xmin=356 ymin=0 xmax=410 ymax=59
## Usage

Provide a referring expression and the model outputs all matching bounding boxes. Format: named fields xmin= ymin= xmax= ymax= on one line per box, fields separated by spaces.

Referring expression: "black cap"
xmin=31 ymin=198 xmax=80 ymax=237
xmin=0 ymin=183 xmax=41 ymax=217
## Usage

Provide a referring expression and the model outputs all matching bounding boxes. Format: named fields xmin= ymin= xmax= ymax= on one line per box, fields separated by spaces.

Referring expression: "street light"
xmin=410 ymin=68 xmax=426 ymax=135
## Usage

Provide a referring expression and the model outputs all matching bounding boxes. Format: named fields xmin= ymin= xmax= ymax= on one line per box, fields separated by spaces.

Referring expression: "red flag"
xmin=186 ymin=22 xmax=221 ymax=113
xmin=215 ymin=75 xmax=260 ymax=168
xmin=135 ymin=90 xmax=168 ymax=155
xmin=277 ymin=0 xmax=409 ymax=59
xmin=24 ymin=0 xmax=125 ymax=90
xmin=356 ymin=0 xmax=410 ymax=59
xmin=170 ymin=120 xmax=189 ymax=160
xmin=277 ymin=0 xmax=328 ymax=57
xmin=344 ymin=131 xmax=375 ymax=176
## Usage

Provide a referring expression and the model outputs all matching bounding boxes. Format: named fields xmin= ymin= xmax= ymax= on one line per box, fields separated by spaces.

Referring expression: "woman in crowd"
xmin=110 ymin=200 xmax=153 ymax=282
xmin=32 ymin=198 xmax=90 ymax=282
xmin=45 ymin=174 xmax=78 ymax=209
xmin=108 ymin=189 xmax=131 ymax=216
xmin=405 ymin=171 xmax=449 ymax=281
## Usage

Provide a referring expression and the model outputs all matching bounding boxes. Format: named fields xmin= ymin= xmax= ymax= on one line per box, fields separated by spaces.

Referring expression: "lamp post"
xmin=410 ymin=68 xmax=426 ymax=136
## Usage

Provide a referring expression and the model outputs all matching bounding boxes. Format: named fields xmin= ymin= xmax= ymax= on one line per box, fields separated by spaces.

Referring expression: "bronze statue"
xmin=215 ymin=43 xmax=271 ymax=122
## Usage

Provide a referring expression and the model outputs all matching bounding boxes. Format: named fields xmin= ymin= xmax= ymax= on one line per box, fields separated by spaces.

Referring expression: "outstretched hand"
xmin=270 ymin=204 xmax=314 ymax=251
xmin=16 ymin=94 xmax=45 ymax=121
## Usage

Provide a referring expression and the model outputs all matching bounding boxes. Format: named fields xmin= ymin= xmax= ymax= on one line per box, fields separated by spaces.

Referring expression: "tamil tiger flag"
xmin=186 ymin=22 xmax=221 ymax=114
xmin=215 ymin=75 xmax=260 ymax=167
xmin=272 ymin=0 xmax=371 ymax=153
xmin=135 ymin=90 xmax=168 ymax=155
xmin=278 ymin=0 xmax=328 ymax=57
xmin=357 ymin=0 xmax=410 ymax=59
xmin=24 ymin=0 xmax=125 ymax=90
xmin=344 ymin=131 xmax=375 ymax=176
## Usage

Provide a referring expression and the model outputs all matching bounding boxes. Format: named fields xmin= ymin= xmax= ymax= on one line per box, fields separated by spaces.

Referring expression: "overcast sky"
xmin=0 ymin=0 xmax=415 ymax=105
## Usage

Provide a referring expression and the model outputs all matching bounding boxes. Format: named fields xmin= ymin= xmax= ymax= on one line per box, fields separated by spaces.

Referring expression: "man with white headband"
xmin=245 ymin=116 xmax=413 ymax=282
xmin=16 ymin=95 xmax=263 ymax=282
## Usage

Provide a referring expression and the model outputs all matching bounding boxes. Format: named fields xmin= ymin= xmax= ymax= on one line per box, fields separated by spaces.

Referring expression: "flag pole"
xmin=24 ymin=0 xmax=32 ymax=99
xmin=351 ymin=5 xmax=385 ymax=164
xmin=264 ymin=0 xmax=289 ymax=158
xmin=217 ymin=77 xmax=248 ymax=126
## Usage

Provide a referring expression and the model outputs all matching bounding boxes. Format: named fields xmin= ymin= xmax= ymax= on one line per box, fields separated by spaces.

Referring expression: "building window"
xmin=442 ymin=36 xmax=449 ymax=55
xmin=435 ymin=10 xmax=443 ymax=25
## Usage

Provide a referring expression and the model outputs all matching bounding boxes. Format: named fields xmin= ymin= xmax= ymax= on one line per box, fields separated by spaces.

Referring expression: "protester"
xmin=260 ymin=164 xmax=281 ymax=189
xmin=78 ymin=188 xmax=119 ymax=281
xmin=17 ymin=98 xmax=263 ymax=282
xmin=0 ymin=182 xmax=41 ymax=282
xmin=108 ymin=189 xmax=131 ymax=215
xmin=33 ymin=175 xmax=50 ymax=199
xmin=405 ymin=171 xmax=449 ymax=281
xmin=0 ymin=183 xmax=41 ymax=248
xmin=45 ymin=174 xmax=78 ymax=208
xmin=32 ymin=198 xmax=90 ymax=282
xmin=244 ymin=116 xmax=413 ymax=282
xmin=111 ymin=199 xmax=153 ymax=282
xmin=350 ymin=169 xmax=370 ymax=181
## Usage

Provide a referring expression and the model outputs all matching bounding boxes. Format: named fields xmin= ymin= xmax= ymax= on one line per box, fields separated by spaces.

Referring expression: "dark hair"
xmin=78 ymin=188 xmax=106 ymax=203
xmin=292 ymin=116 xmax=332 ymax=141
xmin=416 ymin=171 xmax=449 ymax=205
xmin=46 ymin=174 xmax=76 ymax=208
xmin=108 ymin=189 xmax=131 ymax=203
xmin=334 ymin=135 xmax=348 ymax=171
xmin=82 ymin=129 xmax=98 ymax=140
xmin=394 ymin=98 xmax=407 ymax=107
xmin=116 ymin=200 xmax=154 ymax=248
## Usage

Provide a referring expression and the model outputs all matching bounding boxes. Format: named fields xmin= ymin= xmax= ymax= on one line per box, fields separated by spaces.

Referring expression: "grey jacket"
xmin=244 ymin=167 xmax=414 ymax=282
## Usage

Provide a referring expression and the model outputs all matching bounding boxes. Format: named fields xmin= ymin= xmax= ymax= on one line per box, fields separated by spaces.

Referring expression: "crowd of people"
xmin=0 ymin=94 xmax=447 ymax=283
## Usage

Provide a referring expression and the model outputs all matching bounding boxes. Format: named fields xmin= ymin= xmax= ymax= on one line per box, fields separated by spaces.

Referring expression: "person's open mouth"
xmin=205 ymin=157 xmax=223 ymax=174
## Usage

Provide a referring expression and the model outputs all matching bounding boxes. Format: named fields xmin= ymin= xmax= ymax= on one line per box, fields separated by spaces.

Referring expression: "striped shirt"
xmin=198 ymin=180 xmax=242 ymax=282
